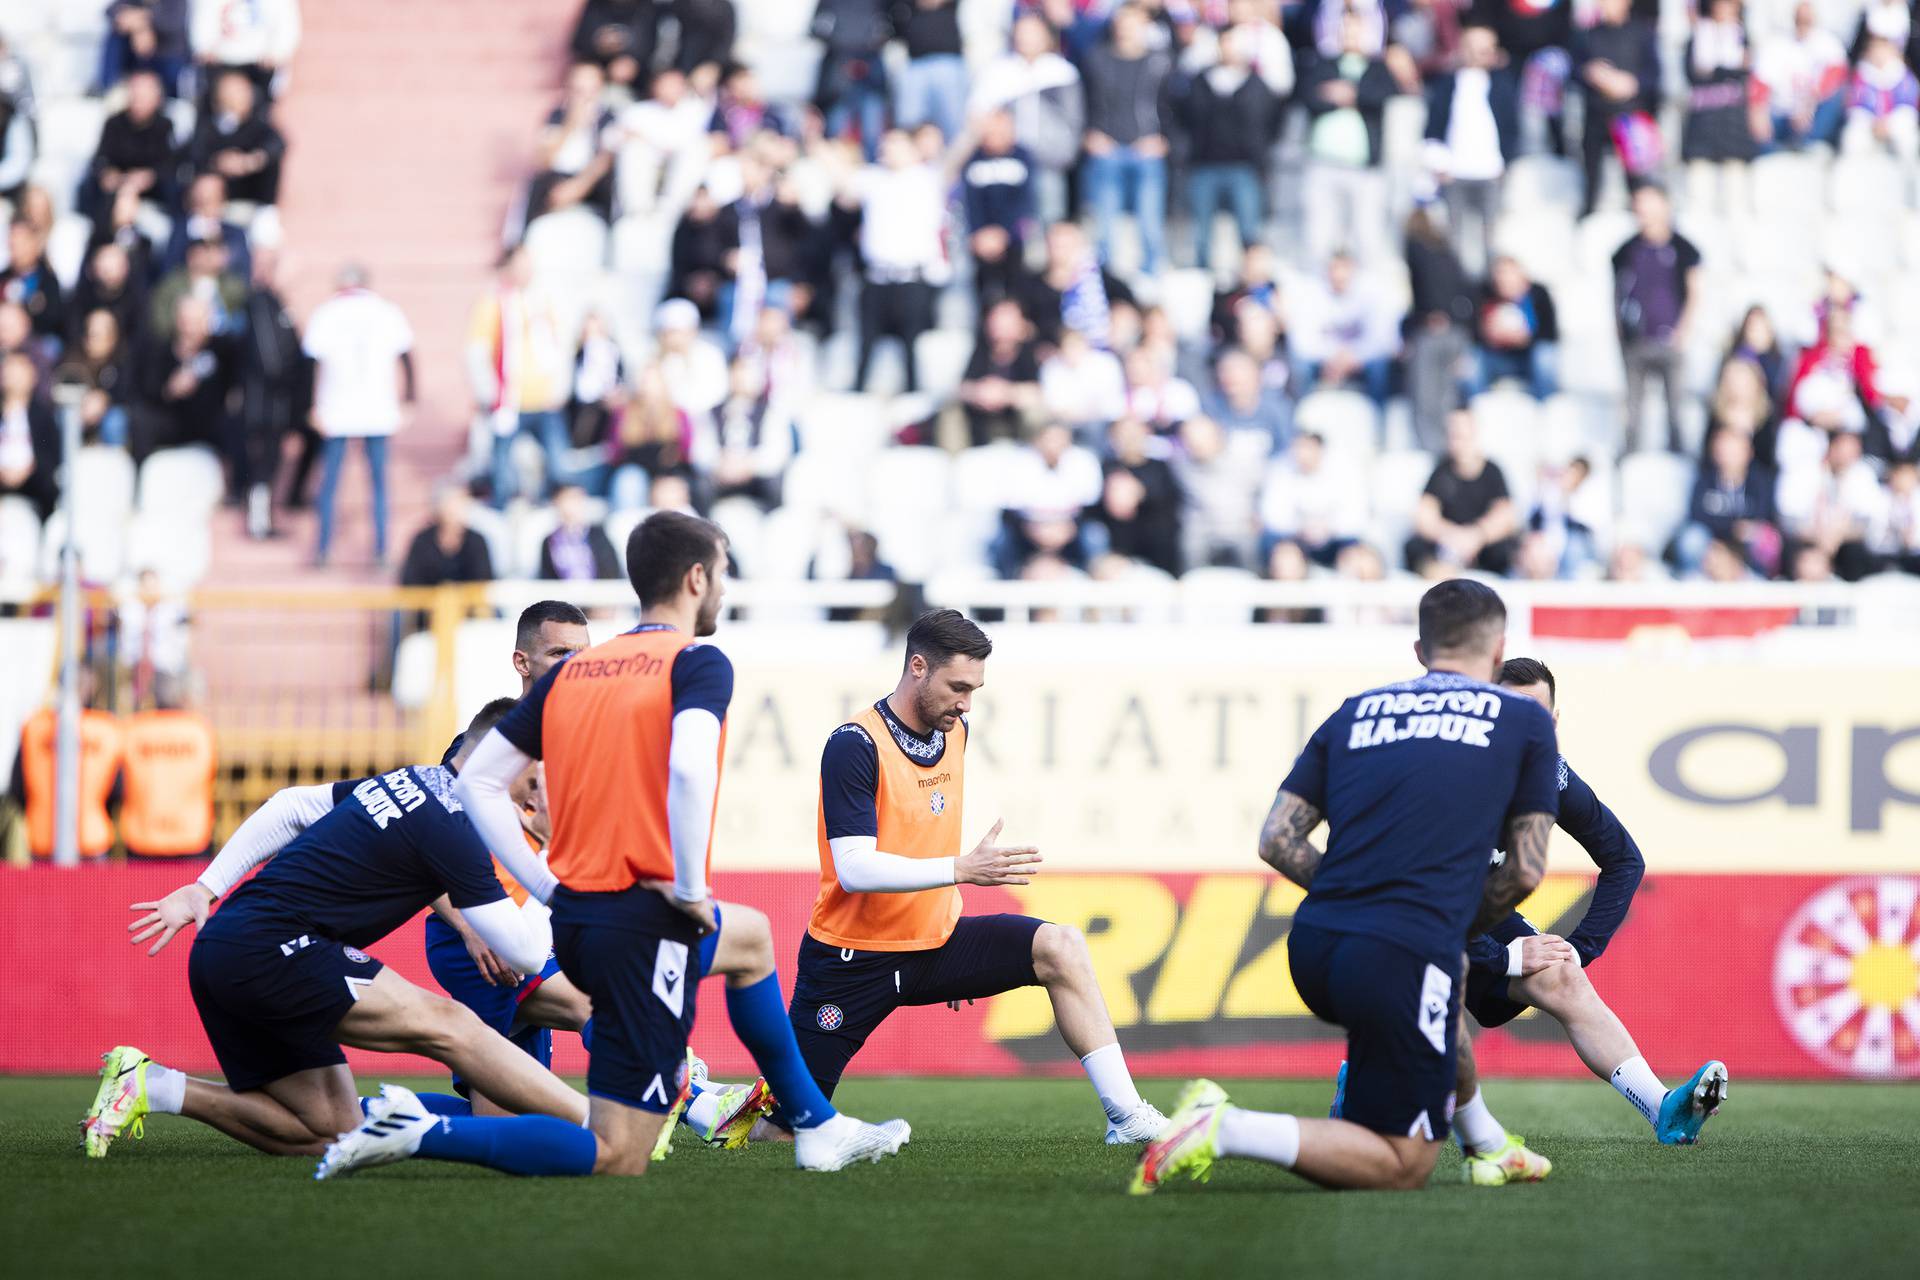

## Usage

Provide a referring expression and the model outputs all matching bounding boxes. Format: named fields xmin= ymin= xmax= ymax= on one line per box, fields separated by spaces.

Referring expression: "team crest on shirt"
xmin=929 ymin=790 xmax=947 ymax=816
xmin=342 ymin=947 xmax=371 ymax=964
xmin=817 ymin=1004 xmax=844 ymax=1032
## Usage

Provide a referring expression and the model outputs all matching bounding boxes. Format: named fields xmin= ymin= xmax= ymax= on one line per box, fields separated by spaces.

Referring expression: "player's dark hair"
xmin=1499 ymin=657 xmax=1556 ymax=705
xmin=465 ymin=697 xmax=519 ymax=741
xmin=626 ymin=511 xmax=726 ymax=608
xmin=1417 ymin=579 xmax=1507 ymax=657
xmin=904 ymin=609 xmax=992 ymax=672
xmin=515 ymin=599 xmax=588 ymax=652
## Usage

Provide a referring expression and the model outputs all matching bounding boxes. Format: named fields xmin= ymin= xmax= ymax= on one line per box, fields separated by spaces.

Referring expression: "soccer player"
xmin=782 ymin=609 xmax=1167 ymax=1143
xmin=83 ymin=702 xmax=590 ymax=1162
xmin=1437 ymin=657 xmax=1726 ymax=1176
xmin=319 ymin=511 xmax=909 ymax=1177
xmin=1133 ymin=579 xmax=1559 ymax=1194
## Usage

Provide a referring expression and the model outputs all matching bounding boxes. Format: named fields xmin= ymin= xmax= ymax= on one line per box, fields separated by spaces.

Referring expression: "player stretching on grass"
xmin=777 ymin=610 xmax=1166 ymax=1144
xmin=1134 ymin=579 xmax=1558 ymax=1194
xmin=321 ymin=511 xmax=909 ymax=1177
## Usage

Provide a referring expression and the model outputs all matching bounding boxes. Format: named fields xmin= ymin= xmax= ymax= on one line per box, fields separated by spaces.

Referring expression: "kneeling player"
xmin=780 ymin=610 xmax=1166 ymax=1143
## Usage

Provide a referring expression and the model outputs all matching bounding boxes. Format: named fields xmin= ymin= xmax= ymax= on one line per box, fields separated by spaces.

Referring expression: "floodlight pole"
xmin=48 ymin=378 xmax=87 ymax=868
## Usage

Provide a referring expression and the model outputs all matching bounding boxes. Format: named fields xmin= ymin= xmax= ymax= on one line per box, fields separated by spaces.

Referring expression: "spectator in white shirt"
xmin=1755 ymin=2 xmax=1850 ymax=149
xmin=995 ymin=420 xmax=1104 ymax=577
xmin=616 ymin=67 xmax=714 ymax=219
xmin=1776 ymin=427 xmax=1886 ymax=579
xmin=525 ymin=61 xmax=619 ymax=230
xmin=191 ymin=0 xmax=300 ymax=107
xmin=1290 ymin=250 xmax=1402 ymax=409
xmin=1123 ymin=344 xmax=1201 ymax=434
xmin=704 ymin=354 xmax=794 ymax=511
xmin=1259 ymin=430 xmax=1367 ymax=566
xmin=835 ymin=130 xmax=950 ymax=392
xmin=1873 ymin=458 xmax=1920 ymax=574
xmin=652 ymin=296 xmax=728 ymax=424
xmin=1422 ymin=25 xmax=1516 ymax=278
xmin=969 ymin=13 xmax=1086 ymax=225
xmin=302 ymin=264 xmax=414 ymax=567
xmin=1040 ymin=328 xmax=1128 ymax=439
xmin=1840 ymin=35 xmax=1920 ymax=158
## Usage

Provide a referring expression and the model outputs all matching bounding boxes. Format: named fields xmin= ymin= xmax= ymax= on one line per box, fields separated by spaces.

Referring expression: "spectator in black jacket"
xmin=69 ymin=242 xmax=146 ymax=354
xmin=570 ymin=0 xmax=657 ymax=91
xmin=1080 ymin=4 xmax=1175 ymax=276
xmin=55 ymin=308 xmax=135 ymax=448
xmin=893 ymin=0 xmax=968 ymax=142
xmin=1575 ymin=0 xmax=1663 ymax=216
xmin=160 ymin=172 xmax=252 ymax=279
xmin=401 ymin=484 xmax=495 ymax=587
xmin=1013 ymin=219 xmax=1136 ymax=350
xmin=959 ymin=298 xmax=1043 ymax=445
xmin=1301 ymin=11 xmax=1399 ymax=265
xmin=186 ymin=71 xmax=286 ymax=207
xmin=1672 ymin=424 xmax=1780 ymax=576
xmin=1178 ymin=24 xmax=1284 ymax=272
xmin=672 ymin=0 xmax=737 ymax=78
xmin=1403 ymin=204 xmax=1475 ymax=453
xmin=525 ymin=62 xmax=618 ymax=228
xmin=1090 ymin=416 xmax=1184 ymax=576
xmin=98 ymin=1 xmax=191 ymax=97
xmin=539 ymin=483 xmax=621 ymax=581
xmin=0 ymin=351 xmax=59 ymax=519
xmin=669 ymin=184 xmax=739 ymax=325
xmin=813 ymin=0 xmax=893 ymax=160
xmin=235 ymin=247 xmax=306 ymax=538
xmin=131 ymin=294 xmax=233 ymax=462
xmin=82 ymin=68 xmax=174 ymax=220
xmin=1475 ymin=254 xmax=1559 ymax=399
xmin=1406 ymin=408 xmax=1519 ymax=576
xmin=960 ymin=109 xmax=1037 ymax=308
xmin=1 ymin=218 xmax=65 ymax=347
xmin=1424 ymin=24 xmax=1518 ymax=277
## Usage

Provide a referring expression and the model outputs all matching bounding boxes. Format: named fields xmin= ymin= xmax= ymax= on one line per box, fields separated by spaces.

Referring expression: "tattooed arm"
xmin=1258 ymin=789 xmax=1326 ymax=889
xmin=1470 ymin=811 xmax=1553 ymax=936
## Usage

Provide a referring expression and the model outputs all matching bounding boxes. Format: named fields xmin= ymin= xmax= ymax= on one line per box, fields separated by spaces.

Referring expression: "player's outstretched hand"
xmin=956 ymin=818 xmax=1042 ymax=887
xmin=1517 ymin=933 xmax=1579 ymax=976
xmin=129 ymin=882 xmax=215 ymax=957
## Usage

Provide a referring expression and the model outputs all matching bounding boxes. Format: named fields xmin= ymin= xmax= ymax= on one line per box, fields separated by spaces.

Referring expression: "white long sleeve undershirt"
xmin=458 ymin=895 xmax=553 ymax=976
xmin=196 ymin=783 xmax=337 ymax=899
xmin=453 ymin=730 xmax=560 ymax=905
xmin=665 ymin=708 xmax=720 ymax=903
xmin=829 ymin=835 xmax=957 ymax=894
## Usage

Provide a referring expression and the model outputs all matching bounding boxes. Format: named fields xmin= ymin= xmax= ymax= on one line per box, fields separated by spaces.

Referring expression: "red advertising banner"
xmin=4 ymin=866 xmax=1916 ymax=1083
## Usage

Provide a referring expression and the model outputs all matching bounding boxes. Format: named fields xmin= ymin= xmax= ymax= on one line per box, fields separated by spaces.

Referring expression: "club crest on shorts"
xmin=929 ymin=790 xmax=947 ymax=816
xmin=342 ymin=946 xmax=371 ymax=964
xmin=817 ymin=1004 xmax=845 ymax=1032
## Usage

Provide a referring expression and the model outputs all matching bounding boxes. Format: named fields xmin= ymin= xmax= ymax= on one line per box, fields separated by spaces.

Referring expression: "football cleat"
xmin=794 ymin=1114 xmax=911 ymax=1172
xmin=1329 ymin=1059 xmax=1348 ymax=1119
xmin=82 ymin=1045 xmax=154 ymax=1158
xmin=1129 ymin=1079 xmax=1228 ymax=1196
xmin=1655 ymin=1060 xmax=1728 ymax=1146
xmin=651 ymin=1050 xmax=712 ymax=1160
xmin=315 ymin=1084 xmax=437 ymax=1180
xmin=1105 ymin=1100 xmax=1170 ymax=1145
xmin=690 ymin=1078 xmax=776 ymax=1150
xmin=1462 ymin=1133 xmax=1553 ymax=1185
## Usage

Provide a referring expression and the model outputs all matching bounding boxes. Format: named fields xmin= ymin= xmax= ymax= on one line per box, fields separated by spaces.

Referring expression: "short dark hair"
xmin=465 ymin=696 xmax=520 ymax=742
xmin=515 ymin=599 xmax=588 ymax=652
xmin=1416 ymin=579 xmax=1507 ymax=657
xmin=904 ymin=609 xmax=992 ymax=671
xmin=1499 ymin=657 xmax=1556 ymax=705
xmin=626 ymin=510 xmax=725 ymax=608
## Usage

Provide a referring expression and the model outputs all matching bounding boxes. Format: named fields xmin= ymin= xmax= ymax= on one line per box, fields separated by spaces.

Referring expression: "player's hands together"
xmin=955 ymin=818 xmax=1042 ymax=887
xmin=1517 ymin=933 xmax=1579 ymax=976
xmin=128 ymin=883 xmax=215 ymax=957
xmin=464 ymin=929 xmax=522 ymax=988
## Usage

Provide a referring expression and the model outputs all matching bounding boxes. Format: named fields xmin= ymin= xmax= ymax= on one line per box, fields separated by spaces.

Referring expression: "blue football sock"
xmin=579 ymin=1017 xmax=593 ymax=1052
xmin=361 ymin=1092 xmax=471 ymax=1118
xmin=726 ymin=972 xmax=836 ymax=1130
xmin=415 ymin=1115 xmax=598 ymax=1177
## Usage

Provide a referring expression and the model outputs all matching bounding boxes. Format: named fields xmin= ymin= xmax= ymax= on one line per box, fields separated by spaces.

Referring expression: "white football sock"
xmin=147 ymin=1064 xmax=185 ymax=1115
xmin=1216 ymin=1107 xmax=1299 ymax=1168
xmin=685 ymin=1090 xmax=727 ymax=1133
xmin=1610 ymin=1056 xmax=1666 ymax=1127
xmin=1080 ymin=1044 xmax=1143 ymax=1123
xmin=1451 ymin=1087 xmax=1508 ymax=1155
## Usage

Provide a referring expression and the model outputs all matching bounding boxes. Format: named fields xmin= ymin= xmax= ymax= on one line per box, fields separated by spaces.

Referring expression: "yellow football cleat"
xmin=651 ymin=1049 xmax=710 ymax=1161
xmin=82 ymin=1045 xmax=154 ymax=1159
xmin=1129 ymin=1079 xmax=1229 ymax=1196
xmin=694 ymin=1079 xmax=775 ymax=1150
xmin=1462 ymin=1133 xmax=1553 ymax=1185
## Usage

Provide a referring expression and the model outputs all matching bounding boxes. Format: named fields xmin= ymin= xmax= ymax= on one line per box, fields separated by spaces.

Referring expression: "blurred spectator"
xmin=1673 ymin=426 xmax=1780 ymax=577
xmin=1301 ymin=11 xmax=1397 ymax=265
xmin=812 ymin=0 xmax=893 ymax=160
xmin=235 ymin=248 xmax=306 ymax=540
xmin=1406 ymin=408 xmax=1518 ymax=575
xmin=960 ymin=298 xmax=1043 ymax=445
xmin=1123 ymin=344 xmax=1200 ymax=433
xmin=671 ymin=0 xmax=736 ymax=79
xmin=1260 ymin=538 xmax=1319 ymax=618
xmin=1403 ymin=203 xmax=1474 ymax=452
xmin=1784 ymin=306 xmax=1876 ymax=430
xmin=1210 ymin=241 xmax=1283 ymax=347
xmin=708 ymin=355 xmax=793 ymax=509
xmin=840 ymin=130 xmax=950 ymax=392
xmin=1776 ymin=427 xmax=1884 ymax=580
xmin=1725 ymin=304 xmax=1787 ymax=399
xmin=1475 ymin=255 xmax=1558 ymax=399
xmin=960 ymin=110 xmax=1037 ymax=306
xmin=1873 ymin=458 xmax=1920 ymax=574
xmin=1574 ymin=0 xmax=1661 ymax=216
xmin=712 ymin=64 xmax=790 ymax=149
xmin=571 ymin=0 xmax=658 ymax=91
xmin=669 ymin=184 xmax=738 ymax=324
xmin=1204 ymin=346 xmax=1292 ymax=451
xmin=0 ymin=302 xmax=43 ymax=389
xmin=1700 ymin=534 xmax=1760 ymax=582
xmin=1682 ymin=0 xmax=1761 ymax=217
xmin=566 ymin=310 xmax=626 ymax=454
xmin=131 ymin=294 xmax=231 ymax=461
xmin=736 ymin=301 xmax=814 ymax=412
xmin=1290 ymin=251 xmax=1400 ymax=409
xmin=69 ymin=242 xmax=147 ymax=355
xmin=0 ymin=352 xmax=58 ymax=519
xmin=1522 ymin=458 xmax=1600 ymax=579
xmin=1870 ymin=365 xmax=1920 ymax=465
xmin=969 ymin=13 xmax=1084 ymax=224
xmin=83 ymin=68 xmax=174 ymax=219
xmin=1259 ymin=430 xmax=1366 ymax=566
xmin=87 ymin=186 xmax=159 ymax=288
xmin=1178 ymin=23 xmax=1283 ymax=271
xmin=894 ymin=0 xmax=967 ymax=143
xmin=1756 ymin=2 xmax=1849 ymax=151
xmin=615 ymin=67 xmax=712 ymax=219
xmin=1841 ymin=36 xmax=1920 ymax=158
xmin=821 ymin=529 xmax=897 ymax=619
xmin=1 ymin=218 xmax=66 ymax=345
xmin=653 ymin=297 xmax=728 ymax=420
xmin=148 ymin=234 xmax=246 ymax=342
xmin=607 ymin=364 xmax=693 ymax=511
xmin=303 ymin=265 xmax=414 ymax=567
xmin=1014 ymin=220 xmax=1134 ymax=349
xmin=1081 ymin=3 xmax=1175 ymax=276
xmin=995 ymin=421 xmax=1102 ymax=576
xmin=539 ymin=483 xmax=620 ymax=581
xmin=467 ymin=245 xmax=571 ymax=506
xmin=1088 ymin=417 xmax=1183 ymax=576
xmin=1176 ymin=414 xmax=1263 ymax=569
xmin=192 ymin=0 xmax=301 ymax=106
xmin=729 ymin=150 xmax=826 ymax=339
xmin=1613 ymin=184 xmax=1700 ymax=454
xmin=185 ymin=71 xmax=287 ymax=207
xmin=1041 ymin=328 xmax=1128 ymax=437
xmin=400 ymin=484 xmax=494 ymax=587
xmin=1423 ymin=24 xmax=1517 ymax=277
xmin=55 ymin=309 xmax=134 ymax=448
xmin=1607 ymin=541 xmax=1664 ymax=582
xmin=0 ymin=44 xmax=32 ymax=203
xmin=525 ymin=62 xmax=618 ymax=229
xmin=160 ymin=172 xmax=252 ymax=278
xmin=99 ymin=2 xmax=191 ymax=97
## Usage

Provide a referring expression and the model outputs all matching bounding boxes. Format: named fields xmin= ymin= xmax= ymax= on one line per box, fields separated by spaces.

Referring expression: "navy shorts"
xmin=423 ymin=913 xmax=557 ymax=1091
xmin=187 ymin=928 xmax=385 ymax=1093
xmin=1464 ymin=913 xmax=1541 ymax=1029
xmin=550 ymin=885 xmax=714 ymax=1113
xmin=1288 ymin=922 xmax=1460 ymax=1142
xmin=788 ymin=914 xmax=1044 ymax=1097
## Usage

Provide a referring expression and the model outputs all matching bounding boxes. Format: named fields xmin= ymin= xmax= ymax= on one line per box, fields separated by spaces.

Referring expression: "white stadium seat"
xmin=75 ymin=445 xmax=137 ymax=525
xmin=1293 ymin=389 xmax=1378 ymax=463
xmin=0 ymin=497 xmax=42 ymax=592
xmin=912 ymin=329 xmax=975 ymax=401
xmin=1367 ymin=449 xmax=1439 ymax=556
xmin=1158 ymin=268 xmax=1218 ymax=342
xmin=123 ymin=510 xmax=211 ymax=591
xmin=1615 ymin=451 xmax=1696 ymax=553
xmin=524 ymin=207 xmax=610 ymax=276
xmin=136 ymin=447 xmax=225 ymax=520
xmin=462 ymin=503 xmax=514 ymax=578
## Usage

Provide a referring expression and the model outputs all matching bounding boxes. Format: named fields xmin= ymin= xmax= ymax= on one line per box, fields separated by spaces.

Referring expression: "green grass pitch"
xmin=5 ymin=1076 xmax=1916 ymax=1280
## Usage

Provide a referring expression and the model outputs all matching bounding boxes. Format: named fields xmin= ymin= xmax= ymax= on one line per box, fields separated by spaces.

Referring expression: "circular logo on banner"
xmin=1773 ymin=877 xmax=1920 ymax=1079
xmin=342 ymin=947 xmax=372 ymax=964
xmin=930 ymin=790 xmax=947 ymax=816
xmin=816 ymin=1004 xmax=844 ymax=1032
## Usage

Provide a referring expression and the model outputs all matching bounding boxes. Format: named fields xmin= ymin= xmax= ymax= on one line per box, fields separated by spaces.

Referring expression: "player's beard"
xmin=694 ymin=582 xmax=723 ymax=636
xmin=916 ymin=686 xmax=959 ymax=734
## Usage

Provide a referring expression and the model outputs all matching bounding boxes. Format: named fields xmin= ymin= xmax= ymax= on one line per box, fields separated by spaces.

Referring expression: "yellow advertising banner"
xmin=710 ymin=661 xmax=1920 ymax=875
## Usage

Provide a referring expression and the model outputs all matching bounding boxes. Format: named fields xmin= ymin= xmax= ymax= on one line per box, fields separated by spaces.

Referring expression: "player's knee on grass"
xmin=1031 ymin=922 xmax=1090 ymax=986
xmin=1389 ymin=1139 xmax=1442 ymax=1190
xmin=712 ymin=901 xmax=775 ymax=984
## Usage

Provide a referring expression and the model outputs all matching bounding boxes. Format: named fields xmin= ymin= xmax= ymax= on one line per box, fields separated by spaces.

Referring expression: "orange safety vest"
xmin=119 ymin=709 xmax=216 ymax=857
xmin=22 ymin=707 xmax=124 ymax=859
xmin=809 ymin=707 xmax=966 ymax=952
